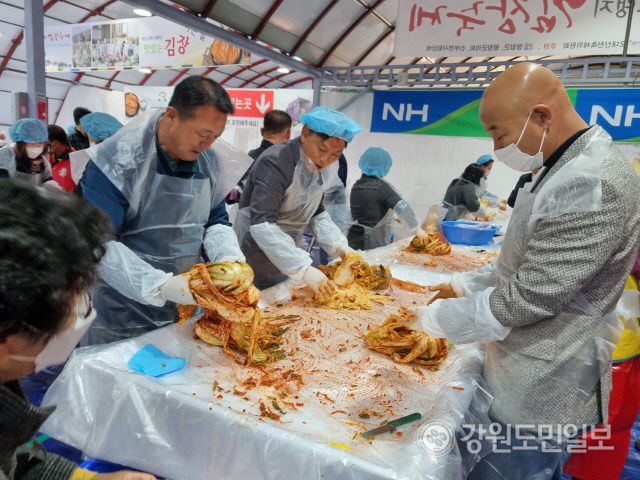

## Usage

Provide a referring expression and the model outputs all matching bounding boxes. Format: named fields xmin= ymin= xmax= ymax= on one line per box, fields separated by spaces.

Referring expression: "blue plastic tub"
xmin=441 ymin=220 xmax=499 ymax=246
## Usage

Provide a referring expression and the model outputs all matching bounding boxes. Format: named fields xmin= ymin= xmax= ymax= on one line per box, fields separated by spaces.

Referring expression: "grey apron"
xmin=85 ymin=164 xmax=211 ymax=345
xmin=235 ymin=154 xmax=333 ymax=289
xmin=350 ymin=207 xmax=395 ymax=250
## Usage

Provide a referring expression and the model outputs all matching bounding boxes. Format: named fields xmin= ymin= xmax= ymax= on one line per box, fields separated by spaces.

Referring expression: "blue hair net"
xmin=300 ymin=106 xmax=362 ymax=143
xmin=9 ymin=119 xmax=48 ymax=143
xmin=80 ymin=112 xmax=123 ymax=141
xmin=67 ymin=124 xmax=76 ymax=133
xmin=358 ymin=147 xmax=392 ymax=177
xmin=476 ymin=154 xmax=493 ymax=166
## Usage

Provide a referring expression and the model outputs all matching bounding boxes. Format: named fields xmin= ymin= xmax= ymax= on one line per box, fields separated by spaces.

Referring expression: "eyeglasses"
xmin=17 ymin=291 xmax=92 ymax=335
xmin=76 ymin=290 xmax=93 ymax=320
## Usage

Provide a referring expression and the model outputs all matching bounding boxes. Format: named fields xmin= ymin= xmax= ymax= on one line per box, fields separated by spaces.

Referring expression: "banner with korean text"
xmin=122 ymin=87 xmax=312 ymax=131
xmin=45 ymin=16 xmax=249 ymax=72
xmin=371 ymin=88 xmax=640 ymax=142
xmin=394 ymin=0 xmax=630 ymax=57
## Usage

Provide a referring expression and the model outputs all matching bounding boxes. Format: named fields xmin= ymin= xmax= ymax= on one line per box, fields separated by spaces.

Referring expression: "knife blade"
xmin=361 ymin=412 xmax=422 ymax=437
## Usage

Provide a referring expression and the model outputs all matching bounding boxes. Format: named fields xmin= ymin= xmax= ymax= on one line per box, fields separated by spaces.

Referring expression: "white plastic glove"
xmin=160 ymin=275 xmax=196 ymax=305
xmin=335 ymin=244 xmax=357 ymax=259
xmin=410 ymin=288 xmax=511 ymax=344
xmin=413 ymin=227 xmax=427 ymax=238
xmin=301 ymin=266 xmax=337 ymax=298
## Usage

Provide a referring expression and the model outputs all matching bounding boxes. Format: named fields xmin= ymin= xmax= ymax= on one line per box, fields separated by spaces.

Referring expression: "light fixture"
xmin=277 ymin=66 xmax=290 ymax=74
xmin=133 ymin=8 xmax=152 ymax=17
xmin=138 ymin=68 xmax=152 ymax=74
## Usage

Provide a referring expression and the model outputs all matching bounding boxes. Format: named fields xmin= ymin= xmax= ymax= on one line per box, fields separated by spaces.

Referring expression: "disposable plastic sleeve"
xmin=308 ymin=211 xmax=349 ymax=258
xmin=203 ymin=223 xmax=246 ymax=262
xmin=250 ymin=222 xmax=312 ymax=279
xmin=481 ymin=191 xmax=501 ymax=206
xmin=411 ymin=288 xmax=511 ymax=344
xmin=469 ymin=205 xmax=487 ymax=218
xmin=98 ymin=240 xmax=172 ymax=307
xmin=393 ymin=199 xmax=420 ymax=232
xmin=460 ymin=261 xmax=497 ymax=293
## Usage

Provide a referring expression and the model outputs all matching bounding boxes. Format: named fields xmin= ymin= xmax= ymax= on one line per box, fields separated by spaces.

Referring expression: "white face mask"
xmin=25 ymin=146 xmax=44 ymax=159
xmin=10 ymin=299 xmax=96 ymax=372
xmin=493 ymin=111 xmax=546 ymax=172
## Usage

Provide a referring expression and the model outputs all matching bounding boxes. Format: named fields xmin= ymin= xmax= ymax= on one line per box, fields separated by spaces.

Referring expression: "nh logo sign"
xmin=591 ymin=105 xmax=640 ymax=127
xmin=382 ymin=103 xmax=429 ymax=122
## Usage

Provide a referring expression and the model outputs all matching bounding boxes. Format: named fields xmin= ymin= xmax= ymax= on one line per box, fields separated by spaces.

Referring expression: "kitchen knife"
xmin=361 ymin=412 xmax=422 ymax=437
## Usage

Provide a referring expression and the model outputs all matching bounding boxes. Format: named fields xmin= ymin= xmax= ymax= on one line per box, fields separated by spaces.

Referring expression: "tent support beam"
xmin=24 ymin=0 xmax=47 ymax=123
xmin=117 ymin=0 xmax=320 ymax=81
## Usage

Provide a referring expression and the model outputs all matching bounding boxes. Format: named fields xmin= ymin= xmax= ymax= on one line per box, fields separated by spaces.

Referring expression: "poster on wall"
xmin=370 ymin=88 xmax=640 ymax=142
xmin=394 ymin=0 xmax=630 ymax=57
xmin=123 ymin=86 xmax=312 ymax=132
xmin=45 ymin=16 xmax=250 ymax=72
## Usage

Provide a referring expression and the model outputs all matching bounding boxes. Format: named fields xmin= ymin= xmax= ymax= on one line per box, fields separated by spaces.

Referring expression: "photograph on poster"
xmin=91 ymin=21 xmax=139 ymax=68
xmin=44 ymin=28 xmax=73 ymax=71
xmin=71 ymin=27 xmax=91 ymax=68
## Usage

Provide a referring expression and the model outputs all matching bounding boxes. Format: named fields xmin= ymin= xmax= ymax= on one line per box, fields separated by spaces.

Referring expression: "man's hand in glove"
xmin=413 ymin=227 xmax=428 ymax=239
xmin=335 ymin=244 xmax=357 ymax=260
xmin=160 ymin=274 xmax=196 ymax=305
xmin=302 ymin=266 xmax=337 ymax=298
xmin=427 ymin=282 xmax=459 ymax=305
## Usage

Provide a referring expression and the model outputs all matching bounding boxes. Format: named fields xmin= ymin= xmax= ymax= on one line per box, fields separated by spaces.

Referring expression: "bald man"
xmin=406 ymin=63 xmax=640 ymax=479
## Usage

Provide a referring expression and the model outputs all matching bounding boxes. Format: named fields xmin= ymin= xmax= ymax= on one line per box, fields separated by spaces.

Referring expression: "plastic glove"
xmin=427 ymin=272 xmax=470 ymax=304
xmin=160 ymin=274 xmax=195 ymax=305
xmin=413 ymin=227 xmax=428 ymax=238
xmin=427 ymin=282 xmax=458 ymax=305
xmin=412 ymin=288 xmax=511 ymax=344
xmin=302 ymin=266 xmax=337 ymax=298
xmin=335 ymin=244 xmax=356 ymax=260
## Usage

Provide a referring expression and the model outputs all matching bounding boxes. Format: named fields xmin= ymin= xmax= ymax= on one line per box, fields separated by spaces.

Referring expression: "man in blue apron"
xmin=78 ymin=76 xmax=251 ymax=345
xmin=404 ymin=63 xmax=640 ymax=479
xmin=234 ymin=106 xmax=362 ymax=291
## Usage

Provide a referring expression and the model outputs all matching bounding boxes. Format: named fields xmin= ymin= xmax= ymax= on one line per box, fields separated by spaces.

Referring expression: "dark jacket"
xmin=0 ymin=381 xmax=77 ymax=479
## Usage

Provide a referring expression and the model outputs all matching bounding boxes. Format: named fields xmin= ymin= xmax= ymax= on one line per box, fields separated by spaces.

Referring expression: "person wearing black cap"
xmin=67 ymin=106 xmax=92 ymax=151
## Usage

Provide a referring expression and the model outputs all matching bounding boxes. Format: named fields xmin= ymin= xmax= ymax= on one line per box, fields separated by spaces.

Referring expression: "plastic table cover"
xmin=42 ymin=244 xmax=497 ymax=480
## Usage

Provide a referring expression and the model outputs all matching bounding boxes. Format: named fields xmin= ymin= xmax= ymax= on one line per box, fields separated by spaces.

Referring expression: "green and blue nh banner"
xmin=371 ymin=88 xmax=640 ymax=142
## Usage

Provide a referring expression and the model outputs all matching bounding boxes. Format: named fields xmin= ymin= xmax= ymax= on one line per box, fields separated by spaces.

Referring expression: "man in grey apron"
xmin=348 ymin=146 xmax=426 ymax=250
xmin=235 ymin=106 xmax=362 ymax=291
xmin=78 ymin=76 xmax=251 ymax=345
xmin=405 ymin=63 xmax=640 ymax=479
